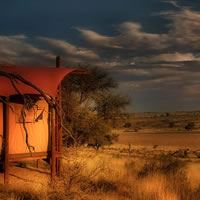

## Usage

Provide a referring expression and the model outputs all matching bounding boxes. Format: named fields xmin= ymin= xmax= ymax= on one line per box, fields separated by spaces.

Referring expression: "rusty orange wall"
xmin=9 ymin=100 xmax=49 ymax=155
xmin=0 ymin=103 xmax=2 ymax=153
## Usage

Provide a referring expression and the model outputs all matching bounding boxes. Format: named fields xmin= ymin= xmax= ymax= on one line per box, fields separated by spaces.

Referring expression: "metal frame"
xmin=1 ymin=101 xmax=59 ymax=184
xmin=1 ymin=57 xmax=63 ymax=184
xmin=50 ymin=105 xmax=56 ymax=182
xmin=55 ymin=56 xmax=62 ymax=176
xmin=3 ymin=101 xmax=9 ymax=184
xmin=0 ymin=56 xmax=86 ymax=184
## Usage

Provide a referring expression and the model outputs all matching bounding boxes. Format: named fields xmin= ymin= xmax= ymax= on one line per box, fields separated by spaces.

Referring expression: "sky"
xmin=0 ymin=0 xmax=199 ymax=112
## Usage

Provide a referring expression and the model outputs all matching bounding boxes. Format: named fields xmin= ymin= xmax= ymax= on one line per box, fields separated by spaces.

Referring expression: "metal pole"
xmin=50 ymin=106 xmax=56 ymax=183
xmin=56 ymin=56 xmax=60 ymax=68
xmin=3 ymin=101 xmax=9 ymax=184
xmin=56 ymin=56 xmax=62 ymax=175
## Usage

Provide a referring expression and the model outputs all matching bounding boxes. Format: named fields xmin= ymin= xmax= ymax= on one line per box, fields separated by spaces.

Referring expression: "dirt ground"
xmin=118 ymin=131 xmax=200 ymax=149
xmin=0 ymin=162 xmax=50 ymax=191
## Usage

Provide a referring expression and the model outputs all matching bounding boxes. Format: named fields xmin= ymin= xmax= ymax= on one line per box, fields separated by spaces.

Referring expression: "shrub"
xmin=81 ymin=179 xmax=117 ymax=193
xmin=0 ymin=186 xmax=42 ymax=200
xmin=137 ymin=155 xmax=185 ymax=178
xmin=61 ymin=160 xmax=85 ymax=191
xmin=123 ymin=122 xmax=132 ymax=128
xmin=95 ymin=179 xmax=117 ymax=193
xmin=168 ymin=121 xmax=175 ymax=128
xmin=185 ymin=122 xmax=195 ymax=131
xmin=64 ymin=111 xmax=118 ymax=147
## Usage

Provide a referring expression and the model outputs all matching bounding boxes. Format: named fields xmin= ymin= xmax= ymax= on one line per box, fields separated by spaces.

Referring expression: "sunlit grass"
xmin=1 ymin=147 xmax=200 ymax=199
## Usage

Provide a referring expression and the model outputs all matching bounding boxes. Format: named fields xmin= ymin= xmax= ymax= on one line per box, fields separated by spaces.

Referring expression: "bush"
xmin=94 ymin=179 xmax=117 ymax=193
xmin=64 ymin=111 xmax=115 ymax=147
xmin=81 ymin=179 xmax=117 ymax=193
xmin=168 ymin=121 xmax=175 ymax=128
xmin=123 ymin=122 xmax=132 ymax=128
xmin=0 ymin=186 xmax=42 ymax=200
xmin=137 ymin=155 xmax=185 ymax=178
xmin=185 ymin=122 xmax=195 ymax=131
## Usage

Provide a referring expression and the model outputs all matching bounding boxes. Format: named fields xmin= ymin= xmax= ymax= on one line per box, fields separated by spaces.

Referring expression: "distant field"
xmin=113 ymin=111 xmax=200 ymax=150
xmin=118 ymin=111 xmax=200 ymax=130
xmin=117 ymin=131 xmax=200 ymax=149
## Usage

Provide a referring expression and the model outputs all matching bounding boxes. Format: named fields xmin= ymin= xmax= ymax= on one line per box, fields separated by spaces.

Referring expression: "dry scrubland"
xmin=123 ymin=111 xmax=200 ymax=131
xmin=1 ymin=111 xmax=200 ymax=200
xmin=1 ymin=145 xmax=200 ymax=200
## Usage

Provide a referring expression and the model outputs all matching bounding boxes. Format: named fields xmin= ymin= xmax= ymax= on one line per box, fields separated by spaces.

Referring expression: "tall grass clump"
xmin=3 ymin=149 xmax=200 ymax=200
xmin=0 ymin=185 xmax=44 ymax=200
xmin=137 ymin=154 xmax=185 ymax=178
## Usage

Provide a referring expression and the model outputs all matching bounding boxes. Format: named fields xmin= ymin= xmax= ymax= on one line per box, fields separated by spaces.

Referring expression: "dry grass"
xmin=0 ymin=185 xmax=46 ymax=200
xmin=1 ymin=147 xmax=200 ymax=199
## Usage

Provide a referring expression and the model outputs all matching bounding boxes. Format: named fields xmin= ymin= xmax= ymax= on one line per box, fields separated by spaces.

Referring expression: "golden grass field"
xmin=0 ymin=112 xmax=200 ymax=200
xmin=2 ymin=128 xmax=200 ymax=199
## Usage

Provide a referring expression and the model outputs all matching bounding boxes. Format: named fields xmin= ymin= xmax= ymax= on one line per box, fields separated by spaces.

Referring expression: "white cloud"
xmin=75 ymin=28 xmax=120 ymax=48
xmin=165 ymin=9 xmax=200 ymax=49
xmin=144 ymin=52 xmax=200 ymax=63
xmin=0 ymin=35 xmax=54 ymax=65
xmin=39 ymin=37 xmax=99 ymax=60
xmin=163 ymin=0 xmax=181 ymax=9
xmin=0 ymin=35 xmax=100 ymax=65
xmin=117 ymin=22 xmax=168 ymax=50
xmin=77 ymin=8 xmax=200 ymax=52
xmin=78 ymin=22 xmax=168 ymax=50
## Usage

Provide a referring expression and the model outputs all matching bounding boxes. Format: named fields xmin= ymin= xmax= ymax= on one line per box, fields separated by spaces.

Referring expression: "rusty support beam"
xmin=50 ymin=106 xmax=56 ymax=183
xmin=3 ymin=101 xmax=9 ymax=184
xmin=9 ymin=152 xmax=50 ymax=161
xmin=56 ymin=56 xmax=62 ymax=175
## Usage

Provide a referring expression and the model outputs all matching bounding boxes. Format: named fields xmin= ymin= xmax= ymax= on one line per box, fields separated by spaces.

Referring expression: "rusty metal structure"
xmin=0 ymin=57 xmax=79 ymax=184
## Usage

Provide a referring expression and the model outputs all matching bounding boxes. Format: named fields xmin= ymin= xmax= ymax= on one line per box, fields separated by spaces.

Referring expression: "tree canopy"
xmin=62 ymin=66 xmax=129 ymax=146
